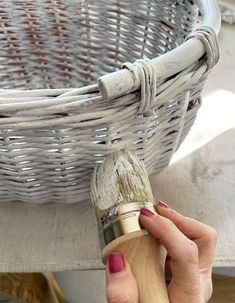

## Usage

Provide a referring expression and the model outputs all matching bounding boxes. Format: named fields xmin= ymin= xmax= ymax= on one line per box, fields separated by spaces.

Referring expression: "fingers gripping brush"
xmin=91 ymin=150 xmax=169 ymax=303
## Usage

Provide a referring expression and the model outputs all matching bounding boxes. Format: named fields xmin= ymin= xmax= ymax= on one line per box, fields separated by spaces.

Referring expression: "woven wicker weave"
xmin=0 ymin=0 xmax=220 ymax=204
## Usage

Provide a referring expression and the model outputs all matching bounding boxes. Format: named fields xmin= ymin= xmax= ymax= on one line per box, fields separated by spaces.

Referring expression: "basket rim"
xmin=98 ymin=0 xmax=221 ymax=100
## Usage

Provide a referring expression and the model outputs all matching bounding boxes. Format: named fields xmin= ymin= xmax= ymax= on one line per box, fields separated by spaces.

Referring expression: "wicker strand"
xmin=185 ymin=26 xmax=220 ymax=71
xmin=0 ymin=0 xmax=220 ymax=204
xmin=122 ymin=59 xmax=157 ymax=116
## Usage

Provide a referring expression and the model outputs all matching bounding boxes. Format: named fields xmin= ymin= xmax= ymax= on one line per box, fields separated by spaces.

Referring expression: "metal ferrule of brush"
xmin=98 ymin=202 xmax=155 ymax=248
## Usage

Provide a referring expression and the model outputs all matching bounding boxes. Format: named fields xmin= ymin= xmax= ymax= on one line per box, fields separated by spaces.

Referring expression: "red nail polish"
xmin=108 ymin=252 xmax=125 ymax=274
xmin=140 ymin=207 xmax=155 ymax=217
xmin=158 ymin=201 xmax=169 ymax=208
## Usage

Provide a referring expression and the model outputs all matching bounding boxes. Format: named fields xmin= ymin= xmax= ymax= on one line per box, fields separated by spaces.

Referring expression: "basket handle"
xmin=98 ymin=0 xmax=220 ymax=101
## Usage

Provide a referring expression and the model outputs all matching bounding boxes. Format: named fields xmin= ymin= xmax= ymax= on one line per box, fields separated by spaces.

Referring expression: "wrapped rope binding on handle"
xmin=185 ymin=26 xmax=220 ymax=71
xmin=122 ymin=59 xmax=157 ymax=116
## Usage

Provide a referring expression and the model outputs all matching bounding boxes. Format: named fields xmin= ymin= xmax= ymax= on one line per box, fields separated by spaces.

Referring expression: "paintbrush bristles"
xmin=91 ymin=150 xmax=155 ymax=213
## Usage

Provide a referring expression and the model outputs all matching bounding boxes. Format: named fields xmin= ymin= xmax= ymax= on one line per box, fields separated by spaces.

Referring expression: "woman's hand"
xmin=106 ymin=201 xmax=217 ymax=303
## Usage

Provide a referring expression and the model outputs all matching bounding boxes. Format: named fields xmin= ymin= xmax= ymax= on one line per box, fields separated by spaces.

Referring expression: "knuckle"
xmin=207 ymin=227 xmax=217 ymax=244
xmin=163 ymin=218 xmax=176 ymax=230
xmin=202 ymin=226 xmax=217 ymax=248
xmin=185 ymin=217 xmax=197 ymax=225
xmin=184 ymin=240 xmax=199 ymax=263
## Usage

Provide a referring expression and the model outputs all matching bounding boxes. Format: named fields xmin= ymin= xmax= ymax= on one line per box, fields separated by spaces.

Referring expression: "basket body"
xmin=0 ymin=0 xmax=218 ymax=203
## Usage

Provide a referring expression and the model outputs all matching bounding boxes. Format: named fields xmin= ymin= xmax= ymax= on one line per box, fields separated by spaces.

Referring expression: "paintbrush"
xmin=91 ymin=150 xmax=169 ymax=303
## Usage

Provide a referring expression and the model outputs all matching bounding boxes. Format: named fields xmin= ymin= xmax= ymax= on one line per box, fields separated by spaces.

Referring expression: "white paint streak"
xmin=91 ymin=150 xmax=154 ymax=211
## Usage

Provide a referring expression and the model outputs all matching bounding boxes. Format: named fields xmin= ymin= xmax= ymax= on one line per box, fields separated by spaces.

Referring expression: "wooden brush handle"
xmin=103 ymin=230 xmax=170 ymax=303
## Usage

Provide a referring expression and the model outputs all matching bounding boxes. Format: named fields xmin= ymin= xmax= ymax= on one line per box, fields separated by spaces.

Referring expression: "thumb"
xmin=106 ymin=252 xmax=138 ymax=303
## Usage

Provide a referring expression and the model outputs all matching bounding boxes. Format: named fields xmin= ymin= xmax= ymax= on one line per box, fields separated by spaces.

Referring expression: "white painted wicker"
xmin=0 ymin=0 xmax=220 ymax=204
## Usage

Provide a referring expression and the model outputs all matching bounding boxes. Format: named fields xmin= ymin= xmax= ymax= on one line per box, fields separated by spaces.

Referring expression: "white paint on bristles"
xmin=91 ymin=150 xmax=154 ymax=211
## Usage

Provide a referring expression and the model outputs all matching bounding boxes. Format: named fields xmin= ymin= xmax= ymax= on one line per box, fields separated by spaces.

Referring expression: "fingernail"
xmin=140 ymin=207 xmax=155 ymax=217
xmin=108 ymin=252 xmax=125 ymax=274
xmin=158 ymin=201 xmax=169 ymax=208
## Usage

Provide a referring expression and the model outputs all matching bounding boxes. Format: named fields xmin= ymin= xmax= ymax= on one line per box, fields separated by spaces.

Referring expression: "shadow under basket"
xmin=0 ymin=0 xmax=220 ymax=203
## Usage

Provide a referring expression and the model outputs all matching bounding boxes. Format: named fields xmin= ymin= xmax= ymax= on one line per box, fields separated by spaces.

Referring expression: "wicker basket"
xmin=0 ymin=0 xmax=220 ymax=204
